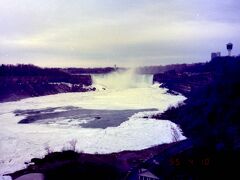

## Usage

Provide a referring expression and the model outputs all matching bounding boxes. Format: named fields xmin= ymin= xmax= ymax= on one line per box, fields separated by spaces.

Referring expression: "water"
xmin=16 ymin=106 xmax=157 ymax=129
xmin=0 ymin=69 xmax=186 ymax=174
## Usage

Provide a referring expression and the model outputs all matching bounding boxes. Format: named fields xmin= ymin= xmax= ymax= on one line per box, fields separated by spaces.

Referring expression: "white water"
xmin=0 ymin=70 xmax=186 ymax=175
xmin=92 ymin=69 xmax=153 ymax=90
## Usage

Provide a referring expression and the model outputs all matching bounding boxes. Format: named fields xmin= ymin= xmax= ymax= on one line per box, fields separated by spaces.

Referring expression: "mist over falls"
xmin=92 ymin=69 xmax=153 ymax=90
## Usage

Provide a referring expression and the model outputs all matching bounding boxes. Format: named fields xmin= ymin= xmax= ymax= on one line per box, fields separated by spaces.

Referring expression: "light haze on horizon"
xmin=0 ymin=0 xmax=240 ymax=67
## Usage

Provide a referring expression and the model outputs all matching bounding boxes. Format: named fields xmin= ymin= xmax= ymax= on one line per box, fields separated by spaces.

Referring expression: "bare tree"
xmin=69 ymin=139 xmax=78 ymax=151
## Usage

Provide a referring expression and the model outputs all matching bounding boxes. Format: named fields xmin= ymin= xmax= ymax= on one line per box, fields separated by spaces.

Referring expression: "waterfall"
xmin=92 ymin=69 xmax=153 ymax=90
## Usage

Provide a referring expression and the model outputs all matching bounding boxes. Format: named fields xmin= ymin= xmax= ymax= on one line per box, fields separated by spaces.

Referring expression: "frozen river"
xmin=0 ymin=70 xmax=186 ymax=174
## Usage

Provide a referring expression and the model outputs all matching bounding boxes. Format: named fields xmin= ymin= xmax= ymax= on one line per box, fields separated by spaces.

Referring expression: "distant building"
xmin=226 ymin=43 xmax=233 ymax=56
xmin=138 ymin=168 xmax=160 ymax=180
xmin=211 ymin=52 xmax=221 ymax=60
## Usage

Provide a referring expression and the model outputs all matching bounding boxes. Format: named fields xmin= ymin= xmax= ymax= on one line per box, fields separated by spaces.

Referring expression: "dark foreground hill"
xmin=149 ymin=56 xmax=240 ymax=179
xmin=154 ymin=56 xmax=240 ymax=147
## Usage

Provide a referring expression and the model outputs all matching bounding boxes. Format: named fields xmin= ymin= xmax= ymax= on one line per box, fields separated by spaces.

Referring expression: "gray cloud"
xmin=0 ymin=0 xmax=240 ymax=67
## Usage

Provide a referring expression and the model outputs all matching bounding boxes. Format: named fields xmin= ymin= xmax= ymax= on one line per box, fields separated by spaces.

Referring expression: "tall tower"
xmin=226 ymin=43 xmax=233 ymax=56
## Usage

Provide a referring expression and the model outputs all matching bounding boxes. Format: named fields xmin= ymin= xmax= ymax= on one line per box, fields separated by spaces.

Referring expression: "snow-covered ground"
xmin=0 ymin=73 xmax=186 ymax=175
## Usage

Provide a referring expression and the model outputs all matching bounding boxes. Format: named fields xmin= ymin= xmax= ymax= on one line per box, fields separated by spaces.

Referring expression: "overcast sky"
xmin=0 ymin=0 xmax=240 ymax=67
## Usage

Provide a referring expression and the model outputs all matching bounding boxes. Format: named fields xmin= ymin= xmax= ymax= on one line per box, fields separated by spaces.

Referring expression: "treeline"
xmin=0 ymin=64 xmax=70 ymax=77
xmin=137 ymin=62 xmax=206 ymax=74
xmin=63 ymin=67 xmax=117 ymax=74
